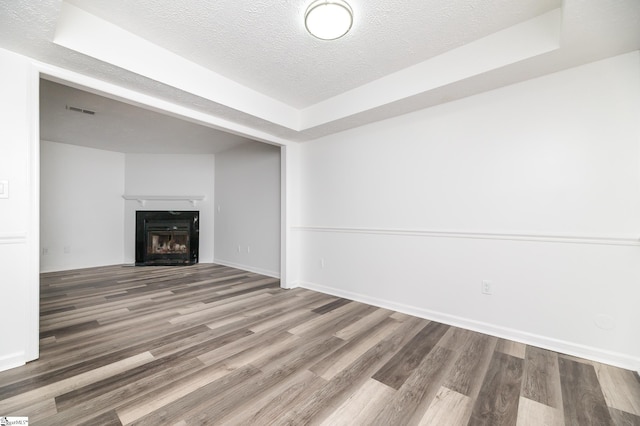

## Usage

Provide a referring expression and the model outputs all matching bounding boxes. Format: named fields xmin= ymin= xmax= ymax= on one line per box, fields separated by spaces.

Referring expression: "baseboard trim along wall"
xmin=284 ymin=280 xmax=302 ymax=289
xmin=299 ymin=280 xmax=640 ymax=372
xmin=212 ymin=259 xmax=280 ymax=279
xmin=295 ymin=226 xmax=640 ymax=247
xmin=40 ymin=262 xmax=124 ymax=274
xmin=0 ymin=351 xmax=26 ymax=372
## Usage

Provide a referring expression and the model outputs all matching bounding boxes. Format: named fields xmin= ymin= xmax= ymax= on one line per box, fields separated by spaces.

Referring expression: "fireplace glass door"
xmin=136 ymin=211 xmax=199 ymax=266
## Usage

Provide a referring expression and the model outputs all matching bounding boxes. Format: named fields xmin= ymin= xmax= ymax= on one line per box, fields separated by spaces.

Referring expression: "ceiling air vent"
xmin=66 ymin=105 xmax=96 ymax=115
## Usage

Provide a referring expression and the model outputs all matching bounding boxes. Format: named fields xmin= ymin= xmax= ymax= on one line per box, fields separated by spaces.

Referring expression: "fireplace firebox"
xmin=135 ymin=211 xmax=199 ymax=266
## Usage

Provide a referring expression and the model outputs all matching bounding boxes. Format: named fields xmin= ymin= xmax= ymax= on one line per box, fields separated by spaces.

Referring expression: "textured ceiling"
xmin=63 ymin=0 xmax=560 ymax=108
xmin=40 ymin=79 xmax=254 ymax=154
xmin=1 ymin=0 xmax=639 ymax=149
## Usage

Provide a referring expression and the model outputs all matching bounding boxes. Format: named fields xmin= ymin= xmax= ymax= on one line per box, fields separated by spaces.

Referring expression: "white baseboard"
xmin=282 ymin=280 xmax=301 ymax=289
xmin=213 ymin=258 xmax=280 ymax=279
xmin=299 ymin=280 xmax=640 ymax=372
xmin=0 ymin=351 xmax=26 ymax=373
xmin=40 ymin=262 xmax=124 ymax=273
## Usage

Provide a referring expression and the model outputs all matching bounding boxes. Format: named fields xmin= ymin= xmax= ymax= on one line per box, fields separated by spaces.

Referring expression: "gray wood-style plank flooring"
xmin=0 ymin=264 xmax=639 ymax=425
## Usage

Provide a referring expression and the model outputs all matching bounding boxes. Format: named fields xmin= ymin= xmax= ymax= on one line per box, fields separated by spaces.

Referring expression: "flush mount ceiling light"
xmin=305 ymin=0 xmax=353 ymax=40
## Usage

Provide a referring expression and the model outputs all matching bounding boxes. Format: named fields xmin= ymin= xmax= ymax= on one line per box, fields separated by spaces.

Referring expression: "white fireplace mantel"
xmin=122 ymin=195 xmax=205 ymax=207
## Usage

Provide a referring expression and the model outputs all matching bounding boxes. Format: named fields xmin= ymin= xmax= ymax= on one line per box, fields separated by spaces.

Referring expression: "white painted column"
xmin=0 ymin=48 xmax=40 ymax=371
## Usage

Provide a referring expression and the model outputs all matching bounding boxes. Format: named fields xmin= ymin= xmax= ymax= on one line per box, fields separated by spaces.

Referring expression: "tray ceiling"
xmin=1 ymin=0 xmax=639 ymax=145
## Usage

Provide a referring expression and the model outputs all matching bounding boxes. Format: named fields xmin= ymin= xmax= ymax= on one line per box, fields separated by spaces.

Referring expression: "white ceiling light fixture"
xmin=305 ymin=0 xmax=353 ymax=40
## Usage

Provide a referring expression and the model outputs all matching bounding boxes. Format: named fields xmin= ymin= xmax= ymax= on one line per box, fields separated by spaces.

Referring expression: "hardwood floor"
xmin=0 ymin=264 xmax=639 ymax=425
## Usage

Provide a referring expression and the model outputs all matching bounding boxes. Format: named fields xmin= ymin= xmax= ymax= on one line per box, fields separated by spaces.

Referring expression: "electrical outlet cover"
xmin=0 ymin=180 xmax=8 ymax=198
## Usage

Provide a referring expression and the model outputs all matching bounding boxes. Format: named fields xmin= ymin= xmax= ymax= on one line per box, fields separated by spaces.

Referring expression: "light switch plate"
xmin=0 ymin=180 xmax=8 ymax=198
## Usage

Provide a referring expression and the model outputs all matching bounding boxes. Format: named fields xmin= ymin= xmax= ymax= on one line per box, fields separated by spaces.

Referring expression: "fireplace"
xmin=135 ymin=211 xmax=199 ymax=266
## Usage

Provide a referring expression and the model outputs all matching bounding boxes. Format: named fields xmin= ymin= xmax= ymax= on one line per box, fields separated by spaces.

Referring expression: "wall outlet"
xmin=237 ymin=245 xmax=241 ymax=253
xmin=320 ymin=258 xmax=325 ymax=268
xmin=64 ymin=246 xmax=71 ymax=254
xmin=0 ymin=180 xmax=8 ymax=198
xmin=42 ymin=247 xmax=49 ymax=255
xmin=247 ymin=246 xmax=251 ymax=254
xmin=481 ymin=280 xmax=493 ymax=295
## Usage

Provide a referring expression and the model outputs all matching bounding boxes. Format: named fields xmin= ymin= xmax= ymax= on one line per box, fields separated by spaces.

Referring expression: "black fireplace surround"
xmin=135 ymin=211 xmax=199 ymax=266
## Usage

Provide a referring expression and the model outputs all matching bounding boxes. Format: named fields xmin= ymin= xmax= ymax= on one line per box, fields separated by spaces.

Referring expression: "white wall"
xmin=215 ymin=142 xmax=281 ymax=277
xmin=0 ymin=48 xmax=39 ymax=370
xmin=124 ymin=154 xmax=215 ymax=263
xmin=40 ymin=141 xmax=125 ymax=271
xmin=281 ymin=143 xmax=302 ymax=289
xmin=297 ymin=51 xmax=640 ymax=370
